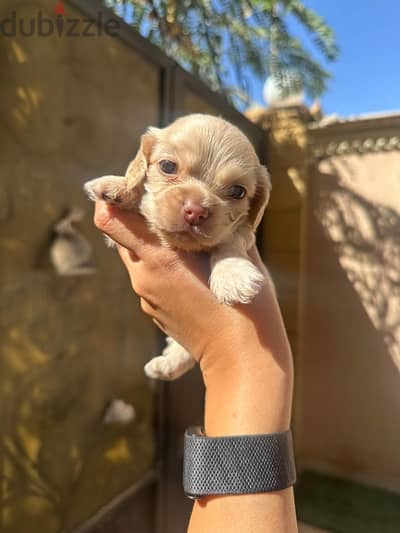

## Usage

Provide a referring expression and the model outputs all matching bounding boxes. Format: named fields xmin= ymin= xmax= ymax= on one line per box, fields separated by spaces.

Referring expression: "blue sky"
xmin=250 ymin=0 xmax=400 ymax=117
xmin=120 ymin=1 xmax=399 ymax=118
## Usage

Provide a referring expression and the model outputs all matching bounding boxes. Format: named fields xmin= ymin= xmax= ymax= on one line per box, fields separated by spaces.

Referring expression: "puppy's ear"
xmin=248 ymin=166 xmax=271 ymax=231
xmin=126 ymin=129 xmax=158 ymax=187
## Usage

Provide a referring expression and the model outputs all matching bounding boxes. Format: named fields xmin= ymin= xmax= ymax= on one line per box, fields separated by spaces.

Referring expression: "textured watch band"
xmin=183 ymin=427 xmax=296 ymax=499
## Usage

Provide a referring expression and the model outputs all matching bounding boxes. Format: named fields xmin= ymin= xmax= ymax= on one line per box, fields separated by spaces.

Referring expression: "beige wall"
xmin=0 ymin=1 xmax=160 ymax=531
xmin=249 ymin=107 xmax=400 ymax=492
xmin=262 ymin=110 xmax=308 ymax=361
xmin=298 ymin=123 xmax=400 ymax=491
xmin=247 ymin=107 xmax=310 ymax=437
xmin=184 ymin=89 xmax=219 ymax=116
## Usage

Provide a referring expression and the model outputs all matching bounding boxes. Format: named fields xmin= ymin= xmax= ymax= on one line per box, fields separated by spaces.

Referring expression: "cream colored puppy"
xmin=85 ymin=114 xmax=270 ymax=380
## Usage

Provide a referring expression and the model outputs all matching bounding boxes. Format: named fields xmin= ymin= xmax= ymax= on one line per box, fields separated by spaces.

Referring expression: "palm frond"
xmin=104 ymin=0 xmax=339 ymax=108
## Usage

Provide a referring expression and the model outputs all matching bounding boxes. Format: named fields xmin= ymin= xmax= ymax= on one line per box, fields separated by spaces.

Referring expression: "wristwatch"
xmin=183 ymin=427 xmax=296 ymax=499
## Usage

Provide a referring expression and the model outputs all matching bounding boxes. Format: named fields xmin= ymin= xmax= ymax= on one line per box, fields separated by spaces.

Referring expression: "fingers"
xmin=94 ymin=201 xmax=159 ymax=258
xmin=140 ymin=297 xmax=158 ymax=316
xmin=118 ymin=246 xmax=153 ymax=298
xmin=153 ymin=317 xmax=167 ymax=334
xmin=118 ymin=244 xmax=139 ymax=267
xmin=139 ymin=297 xmax=167 ymax=334
xmin=118 ymin=245 xmax=168 ymax=309
xmin=139 ymin=298 xmax=168 ymax=334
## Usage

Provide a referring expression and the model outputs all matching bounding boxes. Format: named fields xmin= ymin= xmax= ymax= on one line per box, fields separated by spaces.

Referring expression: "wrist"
xmin=200 ymin=337 xmax=294 ymax=437
xmin=199 ymin=322 xmax=293 ymax=391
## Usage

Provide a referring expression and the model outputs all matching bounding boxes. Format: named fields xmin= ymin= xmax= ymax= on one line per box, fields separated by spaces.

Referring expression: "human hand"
xmin=94 ymin=201 xmax=230 ymax=362
xmin=93 ymin=200 xmax=296 ymax=531
xmin=94 ymin=200 xmax=293 ymax=434
xmin=94 ymin=202 xmax=288 ymax=368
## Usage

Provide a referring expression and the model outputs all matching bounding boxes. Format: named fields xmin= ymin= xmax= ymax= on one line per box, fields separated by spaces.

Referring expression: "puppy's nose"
xmin=183 ymin=201 xmax=209 ymax=225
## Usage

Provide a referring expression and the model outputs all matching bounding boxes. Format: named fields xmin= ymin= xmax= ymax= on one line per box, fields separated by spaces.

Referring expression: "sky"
xmin=250 ymin=0 xmax=400 ymax=118
xmin=119 ymin=0 xmax=399 ymax=119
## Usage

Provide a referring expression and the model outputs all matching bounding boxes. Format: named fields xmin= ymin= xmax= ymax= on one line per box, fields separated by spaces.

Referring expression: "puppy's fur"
xmin=85 ymin=114 xmax=270 ymax=380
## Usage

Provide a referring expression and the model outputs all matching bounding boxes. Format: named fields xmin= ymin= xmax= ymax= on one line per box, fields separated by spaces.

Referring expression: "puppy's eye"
xmin=159 ymin=160 xmax=177 ymax=175
xmin=229 ymin=185 xmax=246 ymax=200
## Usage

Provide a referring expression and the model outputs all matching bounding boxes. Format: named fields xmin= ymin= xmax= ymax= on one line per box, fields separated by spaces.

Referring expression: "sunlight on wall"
xmin=318 ymin=155 xmax=400 ymax=370
xmin=104 ymin=438 xmax=132 ymax=464
xmin=0 ymin=1 xmax=159 ymax=531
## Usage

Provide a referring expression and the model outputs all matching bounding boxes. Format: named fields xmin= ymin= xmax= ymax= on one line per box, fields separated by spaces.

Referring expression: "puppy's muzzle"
xmin=183 ymin=200 xmax=209 ymax=226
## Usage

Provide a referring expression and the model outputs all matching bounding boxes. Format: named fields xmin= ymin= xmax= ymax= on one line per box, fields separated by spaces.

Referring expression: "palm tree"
xmin=104 ymin=0 xmax=338 ymax=108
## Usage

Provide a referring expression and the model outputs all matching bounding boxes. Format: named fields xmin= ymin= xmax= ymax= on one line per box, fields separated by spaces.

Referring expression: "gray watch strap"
xmin=183 ymin=427 xmax=296 ymax=499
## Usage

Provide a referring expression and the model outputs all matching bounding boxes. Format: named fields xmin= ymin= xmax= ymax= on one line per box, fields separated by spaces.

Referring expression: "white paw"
xmin=145 ymin=356 xmax=189 ymax=381
xmin=83 ymin=178 xmax=100 ymax=202
xmin=84 ymin=176 xmax=122 ymax=203
xmin=84 ymin=176 xmax=138 ymax=208
xmin=104 ymin=235 xmax=117 ymax=248
xmin=210 ymin=257 xmax=265 ymax=305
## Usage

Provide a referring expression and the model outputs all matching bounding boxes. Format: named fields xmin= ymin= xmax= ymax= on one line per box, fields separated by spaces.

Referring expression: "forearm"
xmin=189 ymin=303 xmax=297 ymax=532
xmin=203 ymin=339 xmax=293 ymax=436
xmin=93 ymin=204 xmax=297 ymax=530
xmin=189 ymin=364 xmax=297 ymax=533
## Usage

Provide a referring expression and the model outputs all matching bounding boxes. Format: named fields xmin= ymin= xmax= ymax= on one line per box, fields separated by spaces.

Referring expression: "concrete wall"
xmin=246 ymin=106 xmax=310 ymax=432
xmin=299 ymin=121 xmax=400 ymax=491
xmin=0 ymin=1 xmax=159 ymax=531
xmin=248 ymin=108 xmax=400 ymax=492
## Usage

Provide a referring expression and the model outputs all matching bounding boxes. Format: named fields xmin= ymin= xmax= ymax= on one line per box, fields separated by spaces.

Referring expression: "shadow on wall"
xmin=1 ymin=329 xmax=87 ymax=530
xmin=0 ymin=273 xmax=155 ymax=533
xmin=316 ymin=165 xmax=400 ymax=370
xmin=0 ymin=1 xmax=160 ymax=531
xmin=299 ymin=157 xmax=400 ymax=490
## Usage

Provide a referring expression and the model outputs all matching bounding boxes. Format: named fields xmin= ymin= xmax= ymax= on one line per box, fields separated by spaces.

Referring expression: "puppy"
xmin=85 ymin=114 xmax=270 ymax=380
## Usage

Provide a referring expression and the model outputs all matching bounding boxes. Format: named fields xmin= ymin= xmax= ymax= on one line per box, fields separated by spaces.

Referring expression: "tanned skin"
xmin=94 ymin=201 xmax=298 ymax=533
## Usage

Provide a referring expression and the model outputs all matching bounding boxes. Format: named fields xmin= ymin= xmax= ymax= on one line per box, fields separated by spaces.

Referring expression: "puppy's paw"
xmin=84 ymin=176 xmax=124 ymax=203
xmin=144 ymin=355 xmax=190 ymax=381
xmin=84 ymin=176 xmax=139 ymax=209
xmin=104 ymin=234 xmax=117 ymax=248
xmin=210 ymin=257 xmax=265 ymax=305
xmin=144 ymin=338 xmax=195 ymax=381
